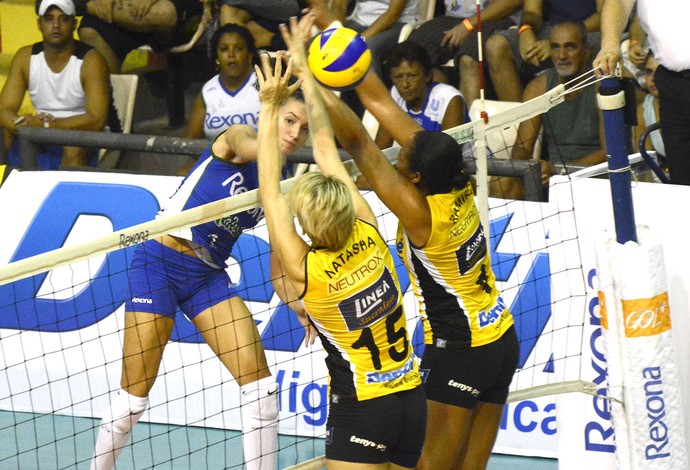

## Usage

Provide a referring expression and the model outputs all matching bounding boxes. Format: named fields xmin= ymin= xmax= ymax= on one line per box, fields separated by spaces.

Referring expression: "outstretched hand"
xmin=280 ymin=14 xmax=316 ymax=78
xmin=593 ymin=47 xmax=621 ymax=77
xmin=255 ymin=52 xmax=302 ymax=106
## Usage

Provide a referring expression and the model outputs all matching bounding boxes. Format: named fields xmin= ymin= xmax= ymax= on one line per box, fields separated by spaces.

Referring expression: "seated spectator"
xmin=375 ymin=41 xmax=466 ymax=148
xmin=309 ymin=0 xmax=420 ymax=80
xmin=0 ymin=0 xmax=110 ymax=169
xmin=506 ymin=21 xmax=605 ymax=199
xmin=77 ymin=0 xmax=210 ymax=73
xmin=307 ymin=0 xmax=420 ymax=117
xmin=484 ymin=0 xmax=602 ymax=103
xmin=184 ymin=24 xmax=260 ymax=140
xmin=620 ymin=6 xmax=648 ymax=89
xmin=218 ymin=0 xmax=306 ymax=51
xmin=634 ymin=52 xmax=665 ymax=159
xmin=408 ymin=0 xmax=521 ymax=106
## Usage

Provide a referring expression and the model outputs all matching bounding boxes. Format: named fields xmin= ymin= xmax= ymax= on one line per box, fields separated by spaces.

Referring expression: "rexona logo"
xmin=1 ymin=187 xmax=549 ymax=364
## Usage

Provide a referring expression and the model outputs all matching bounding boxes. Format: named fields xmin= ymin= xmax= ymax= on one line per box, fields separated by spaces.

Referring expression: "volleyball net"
xmin=1 ymin=74 xmax=687 ymax=468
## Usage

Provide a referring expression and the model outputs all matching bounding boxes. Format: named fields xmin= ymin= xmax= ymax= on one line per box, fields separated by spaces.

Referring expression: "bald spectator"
xmin=0 ymin=0 xmax=110 ymax=169
xmin=506 ymin=21 xmax=605 ymax=199
xmin=485 ymin=0 xmax=602 ymax=103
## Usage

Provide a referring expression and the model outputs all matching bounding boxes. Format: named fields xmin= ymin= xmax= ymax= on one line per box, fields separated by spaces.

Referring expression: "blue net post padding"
xmin=598 ymin=78 xmax=637 ymax=244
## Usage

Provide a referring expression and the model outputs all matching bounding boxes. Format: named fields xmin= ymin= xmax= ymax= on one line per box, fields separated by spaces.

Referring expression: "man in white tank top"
xmin=0 ymin=0 xmax=110 ymax=169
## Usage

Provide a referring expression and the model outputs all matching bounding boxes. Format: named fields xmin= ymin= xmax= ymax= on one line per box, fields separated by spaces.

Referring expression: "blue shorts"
xmin=125 ymin=240 xmax=237 ymax=320
xmin=7 ymin=137 xmax=98 ymax=170
xmin=325 ymin=385 xmax=427 ymax=467
xmin=421 ymin=326 xmax=519 ymax=408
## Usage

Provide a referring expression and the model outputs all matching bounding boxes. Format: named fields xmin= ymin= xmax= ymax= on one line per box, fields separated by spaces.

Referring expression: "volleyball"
xmin=307 ymin=27 xmax=372 ymax=91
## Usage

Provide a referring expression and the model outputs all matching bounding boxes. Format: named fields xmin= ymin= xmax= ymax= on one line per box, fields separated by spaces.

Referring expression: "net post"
xmin=597 ymin=78 xmax=636 ymax=244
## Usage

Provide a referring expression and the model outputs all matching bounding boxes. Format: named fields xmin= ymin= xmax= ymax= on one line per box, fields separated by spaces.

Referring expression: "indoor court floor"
xmin=0 ymin=411 xmax=557 ymax=469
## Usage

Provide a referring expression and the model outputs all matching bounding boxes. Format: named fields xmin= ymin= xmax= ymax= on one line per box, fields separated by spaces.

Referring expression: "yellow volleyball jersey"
xmin=302 ymin=219 xmax=421 ymax=402
xmin=396 ymin=183 xmax=514 ymax=347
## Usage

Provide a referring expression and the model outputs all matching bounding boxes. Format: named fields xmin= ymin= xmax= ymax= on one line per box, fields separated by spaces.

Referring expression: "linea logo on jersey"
xmin=456 ymin=224 xmax=486 ymax=273
xmin=338 ymin=268 xmax=399 ymax=331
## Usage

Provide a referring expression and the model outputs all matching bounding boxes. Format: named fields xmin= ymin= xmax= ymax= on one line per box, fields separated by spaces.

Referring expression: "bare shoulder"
xmin=82 ymin=48 xmax=109 ymax=78
xmin=10 ymin=47 xmax=32 ymax=69
xmin=83 ymin=47 xmax=107 ymax=66
xmin=212 ymin=124 xmax=257 ymax=162
xmin=523 ymin=73 xmax=548 ymax=100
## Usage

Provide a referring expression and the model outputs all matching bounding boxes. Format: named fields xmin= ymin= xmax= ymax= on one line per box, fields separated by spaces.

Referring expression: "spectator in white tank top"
xmin=0 ymin=0 xmax=110 ymax=169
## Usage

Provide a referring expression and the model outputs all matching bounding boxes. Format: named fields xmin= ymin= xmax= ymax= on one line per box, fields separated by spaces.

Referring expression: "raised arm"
xmin=354 ymin=71 xmax=422 ymax=145
xmin=593 ymin=0 xmax=634 ymax=75
xmin=256 ymin=54 xmax=309 ymax=293
xmin=319 ymin=69 xmax=432 ymax=246
xmin=212 ymin=124 xmax=258 ymax=162
xmin=281 ymin=15 xmax=376 ymax=225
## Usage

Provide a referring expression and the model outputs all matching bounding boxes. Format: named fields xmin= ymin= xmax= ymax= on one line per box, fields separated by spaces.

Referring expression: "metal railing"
xmin=11 ymin=127 xmax=545 ymax=201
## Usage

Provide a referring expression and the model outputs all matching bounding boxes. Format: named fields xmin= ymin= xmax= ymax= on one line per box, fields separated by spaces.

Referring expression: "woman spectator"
xmin=185 ymin=24 xmax=260 ymax=140
xmin=375 ymin=40 xmax=466 ymax=149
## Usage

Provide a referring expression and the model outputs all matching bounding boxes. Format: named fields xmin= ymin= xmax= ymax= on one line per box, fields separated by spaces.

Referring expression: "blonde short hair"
xmin=288 ymin=172 xmax=355 ymax=251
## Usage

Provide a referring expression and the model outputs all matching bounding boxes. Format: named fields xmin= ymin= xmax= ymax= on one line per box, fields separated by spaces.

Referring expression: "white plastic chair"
xmin=98 ymin=74 xmax=138 ymax=168
xmin=469 ymin=99 xmax=542 ymax=160
xmin=398 ymin=0 xmax=437 ymax=42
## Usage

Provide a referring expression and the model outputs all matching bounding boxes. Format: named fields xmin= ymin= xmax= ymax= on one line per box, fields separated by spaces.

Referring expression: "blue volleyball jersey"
xmin=391 ymin=82 xmax=463 ymax=132
xmin=159 ymin=143 xmax=266 ymax=268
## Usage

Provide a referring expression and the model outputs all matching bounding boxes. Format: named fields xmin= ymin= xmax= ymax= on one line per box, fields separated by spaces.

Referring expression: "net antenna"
xmin=473 ymin=0 xmax=491 ymax=237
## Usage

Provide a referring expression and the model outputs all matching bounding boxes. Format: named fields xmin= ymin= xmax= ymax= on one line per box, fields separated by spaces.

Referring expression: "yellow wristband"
xmin=519 ymin=24 xmax=533 ymax=34
xmin=463 ymin=18 xmax=474 ymax=32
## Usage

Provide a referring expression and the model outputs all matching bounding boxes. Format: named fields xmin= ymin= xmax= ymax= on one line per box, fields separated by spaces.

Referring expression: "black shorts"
xmin=78 ymin=0 xmax=203 ymax=64
xmin=408 ymin=15 xmax=514 ymax=68
xmin=421 ymin=325 xmax=519 ymax=408
xmin=325 ymin=386 xmax=427 ymax=468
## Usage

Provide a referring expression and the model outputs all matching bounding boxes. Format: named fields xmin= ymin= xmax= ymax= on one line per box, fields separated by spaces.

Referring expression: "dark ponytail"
xmin=408 ymin=131 xmax=470 ymax=194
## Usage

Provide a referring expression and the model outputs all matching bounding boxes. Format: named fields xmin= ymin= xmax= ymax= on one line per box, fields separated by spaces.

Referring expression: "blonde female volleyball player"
xmin=255 ymin=17 xmax=426 ymax=468
xmin=316 ymin=58 xmax=520 ymax=470
xmin=90 ymin=66 xmax=310 ymax=470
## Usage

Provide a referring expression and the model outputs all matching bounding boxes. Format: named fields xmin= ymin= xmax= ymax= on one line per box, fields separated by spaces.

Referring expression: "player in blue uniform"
xmin=90 ymin=81 xmax=309 ymax=470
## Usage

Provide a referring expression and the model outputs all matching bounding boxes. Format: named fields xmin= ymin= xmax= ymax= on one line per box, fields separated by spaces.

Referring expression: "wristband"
xmin=518 ymin=24 xmax=533 ymax=34
xmin=463 ymin=18 xmax=474 ymax=32
xmin=630 ymin=39 xmax=639 ymax=46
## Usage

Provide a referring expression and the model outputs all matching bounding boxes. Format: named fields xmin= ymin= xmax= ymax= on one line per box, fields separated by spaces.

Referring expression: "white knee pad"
xmin=102 ymin=389 xmax=149 ymax=435
xmin=240 ymin=376 xmax=279 ymax=429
